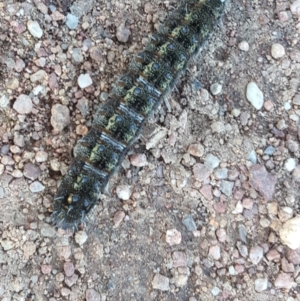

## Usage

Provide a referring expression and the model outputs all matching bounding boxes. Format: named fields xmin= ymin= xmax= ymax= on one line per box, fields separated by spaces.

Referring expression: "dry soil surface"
xmin=1 ymin=0 xmax=300 ymax=301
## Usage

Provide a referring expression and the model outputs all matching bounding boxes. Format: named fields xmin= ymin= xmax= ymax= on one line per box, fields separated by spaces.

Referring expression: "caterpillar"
xmin=52 ymin=0 xmax=226 ymax=230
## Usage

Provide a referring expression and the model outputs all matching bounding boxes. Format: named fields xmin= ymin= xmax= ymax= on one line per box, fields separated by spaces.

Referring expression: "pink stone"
xmin=200 ymin=185 xmax=213 ymax=200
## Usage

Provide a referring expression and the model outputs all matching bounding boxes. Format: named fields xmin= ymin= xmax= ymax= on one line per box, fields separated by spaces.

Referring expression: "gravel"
xmin=1 ymin=1 xmax=300 ymax=300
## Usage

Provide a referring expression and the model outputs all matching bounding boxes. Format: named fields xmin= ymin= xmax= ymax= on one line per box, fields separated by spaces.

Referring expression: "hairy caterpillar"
xmin=53 ymin=0 xmax=226 ymax=230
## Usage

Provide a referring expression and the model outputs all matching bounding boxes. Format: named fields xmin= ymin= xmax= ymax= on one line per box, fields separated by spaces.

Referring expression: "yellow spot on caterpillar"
xmin=67 ymin=195 xmax=73 ymax=205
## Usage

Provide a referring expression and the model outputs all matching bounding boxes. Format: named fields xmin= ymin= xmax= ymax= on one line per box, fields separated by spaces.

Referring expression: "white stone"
xmin=75 ymin=231 xmax=88 ymax=245
xmin=290 ymin=0 xmax=300 ymax=16
xmin=285 ymin=158 xmax=296 ymax=172
xmin=271 ymin=43 xmax=285 ymax=59
xmin=284 ymin=102 xmax=292 ymax=110
xmin=210 ymin=83 xmax=222 ymax=95
xmin=255 ymin=278 xmax=268 ymax=292
xmin=27 ymin=20 xmax=43 ymax=38
xmin=174 ymin=274 xmax=188 ymax=287
xmin=246 ymin=82 xmax=264 ymax=110
xmin=211 ymin=287 xmax=220 ymax=296
xmin=116 ymin=185 xmax=131 ymax=200
xmin=280 ymin=216 xmax=300 ymax=249
xmin=0 ymin=95 xmax=9 ymax=109
xmin=238 ymin=41 xmax=249 ymax=51
xmin=77 ymin=73 xmax=93 ymax=89
xmin=166 ymin=229 xmax=182 ymax=245
xmin=152 ymin=274 xmax=170 ymax=291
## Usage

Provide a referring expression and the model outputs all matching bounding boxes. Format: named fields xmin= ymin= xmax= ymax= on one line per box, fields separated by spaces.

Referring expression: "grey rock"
xmin=204 ymin=154 xmax=220 ymax=170
xmin=51 ymin=104 xmax=70 ymax=131
xmin=220 ymin=180 xmax=234 ymax=196
xmin=41 ymin=223 xmax=56 ymax=237
xmin=264 ymin=146 xmax=276 ymax=155
xmin=249 ymin=245 xmax=264 ymax=264
xmin=66 ymin=14 xmax=79 ymax=30
xmin=116 ymin=23 xmax=131 ymax=43
xmin=77 ymin=97 xmax=89 ymax=116
xmin=13 ymin=94 xmax=33 ymax=114
xmin=86 ymin=288 xmax=101 ymax=301
xmin=182 ymin=215 xmax=197 ymax=231
xmin=152 ymin=274 xmax=170 ymax=291
xmin=72 ymin=48 xmax=83 ymax=64
xmin=29 ymin=181 xmax=45 ymax=193
xmin=24 ymin=163 xmax=41 ymax=180
xmin=214 ymin=168 xmax=228 ymax=179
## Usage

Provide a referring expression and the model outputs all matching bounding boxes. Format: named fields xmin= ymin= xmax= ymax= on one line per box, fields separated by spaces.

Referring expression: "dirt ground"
xmin=0 ymin=0 xmax=300 ymax=300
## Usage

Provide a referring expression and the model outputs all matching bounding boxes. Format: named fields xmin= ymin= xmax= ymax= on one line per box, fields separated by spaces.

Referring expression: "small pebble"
xmin=35 ymin=151 xmax=48 ymax=162
xmin=220 ymin=180 xmax=234 ymax=196
xmin=172 ymin=251 xmax=187 ymax=267
xmin=271 ymin=43 xmax=285 ymax=59
xmin=66 ymin=14 xmax=79 ymax=29
xmin=211 ymin=287 xmax=220 ymax=296
xmin=187 ymin=143 xmax=204 ymax=157
xmin=116 ymin=185 xmax=131 ymax=200
xmin=130 ymin=154 xmax=148 ymax=167
xmin=174 ymin=274 xmax=188 ymax=287
xmin=152 ymin=274 xmax=170 ymax=291
xmin=255 ymin=278 xmax=268 ymax=292
xmin=209 ymin=245 xmax=221 ymax=260
xmin=285 ymin=158 xmax=296 ymax=172
xmin=78 ymin=74 xmax=93 ymax=89
xmin=247 ymin=150 xmax=257 ymax=164
xmin=29 ymin=181 xmax=45 ymax=193
xmin=64 ymin=262 xmax=75 ymax=277
xmin=24 ymin=163 xmax=41 ymax=180
xmin=280 ymin=216 xmax=300 ymax=250
xmin=75 ymin=231 xmax=88 ymax=245
xmin=210 ymin=83 xmax=222 ymax=95
xmin=86 ymin=288 xmax=101 ymax=301
xmin=211 ymin=121 xmax=225 ymax=133
xmin=13 ymin=94 xmax=33 ymax=114
xmin=41 ymin=265 xmax=52 ymax=274
xmin=246 ymin=82 xmax=264 ymax=110
xmin=204 ymin=154 xmax=220 ymax=170
xmin=116 ymin=23 xmax=131 ymax=43
xmin=51 ymin=104 xmax=70 ymax=132
xmin=72 ymin=48 xmax=84 ymax=64
xmin=0 ymin=95 xmax=10 ymax=109
xmin=30 ymin=70 xmax=48 ymax=83
xmin=166 ymin=229 xmax=182 ymax=246
xmin=274 ymin=272 xmax=295 ymax=290
xmin=182 ymin=215 xmax=197 ymax=231
xmin=249 ymin=245 xmax=264 ymax=264
xmin=41 ymin=224 xmax=56 ymax=237
xmin=238 ymin=41 xmax=249 ymax=51
xmin=12 ymin=171 xmax=24 ymax=179
xmin=264 ymin=146 xmax=275 ymax=155
xmin=214 ymin=168 xmax=228 ymax=179
xmin=27 ymin=20 xmax=43 ymax=38
xmin=113 ymin=211 xmax=125 ymax=227
xmin=1 ymin=240 xmax=14 ymax=251
xmin=290 ymin=0 xmax=300 ymax=16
